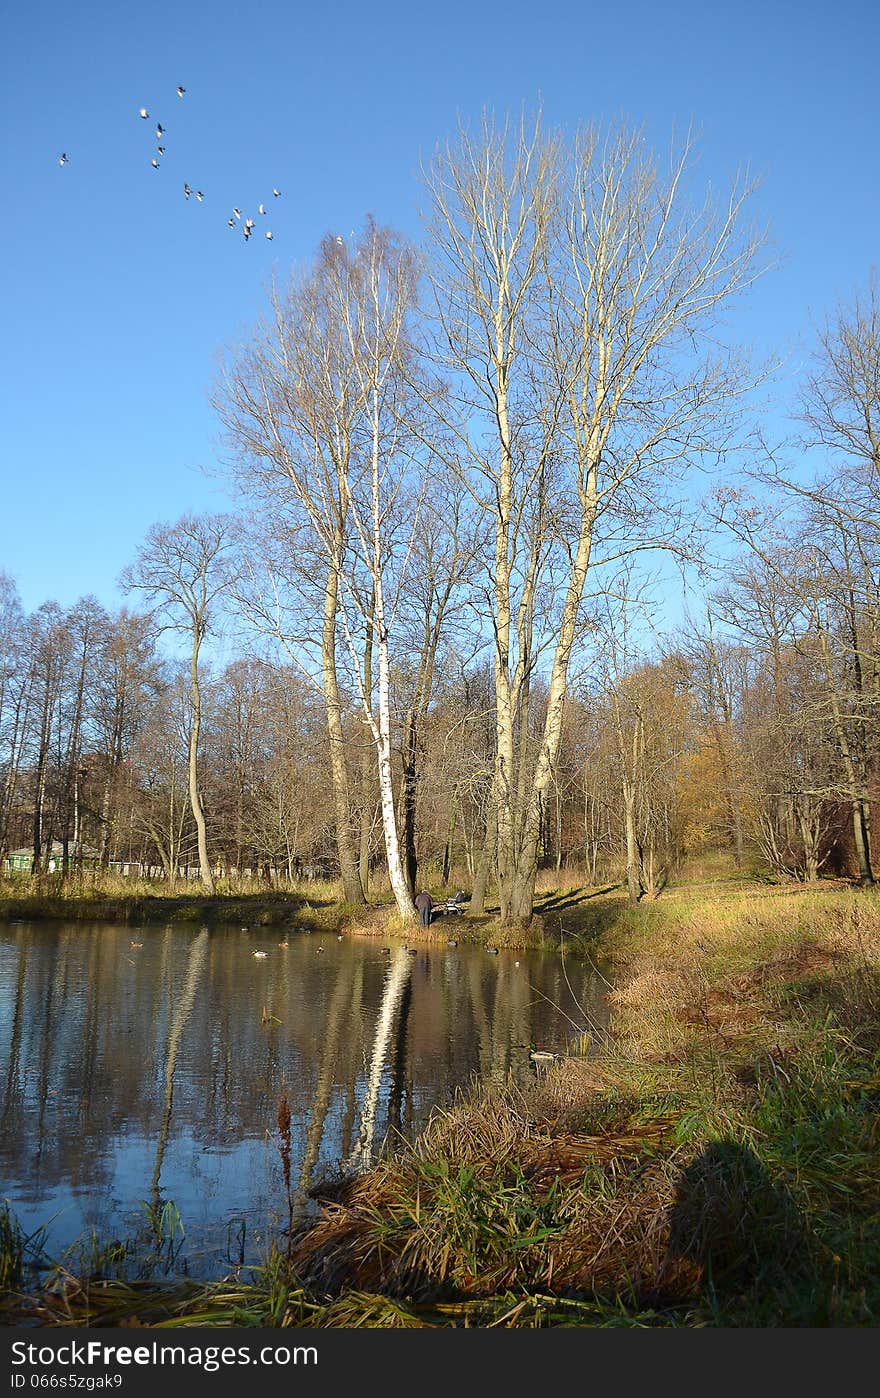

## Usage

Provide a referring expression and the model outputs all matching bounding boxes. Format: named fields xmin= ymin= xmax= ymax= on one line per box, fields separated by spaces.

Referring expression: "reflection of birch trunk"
xmin=386 ymin=976 xmax=413 ymax=1138
xmin=296 ymin=959 xmax=359 ymax=1203
xmin=346 ymin=949 xmax=413 ymax=1173
xmin=150 ymin=929 xmax=209 ymax=1203
xmin=1 ymin=943 xmax=28 ymax=1126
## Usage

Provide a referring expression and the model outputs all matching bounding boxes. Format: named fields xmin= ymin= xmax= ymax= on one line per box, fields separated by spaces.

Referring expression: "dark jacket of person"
xmin=414 ymin=891 xmax=433 ymax=911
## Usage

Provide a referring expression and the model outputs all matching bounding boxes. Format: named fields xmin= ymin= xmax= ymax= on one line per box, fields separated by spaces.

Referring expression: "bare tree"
xmin=26 ymin=604 xmax=70 ymax=873
xmin=393 ymin=479 xmax=481 ymax=895
xmin=122 ymin=514 xmax=236 ymax=893
xmin=676 ymin=608 xmax=752 ymax=865
xmin=423 ymin=110 xmax=765 ymax=921
xmin=91 ymin=609 xmax=164 ymax=868
xmin=0 ymin=574 xmax=29 ymax=860
xmin=799 ymin=271 xmax=879 ymax=475
xmin=718 ymin=275 xmax=880 ymax=882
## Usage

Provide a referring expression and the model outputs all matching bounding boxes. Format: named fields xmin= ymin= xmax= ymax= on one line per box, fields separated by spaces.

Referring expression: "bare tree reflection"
xmin=149 ymin=928 xmax=209 ymax=1208
xmin=295 ymin=957 xmax=359 ymax=1206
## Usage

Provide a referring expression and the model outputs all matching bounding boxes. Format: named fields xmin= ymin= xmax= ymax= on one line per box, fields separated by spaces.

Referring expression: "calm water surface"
xmin=0 ymin=921 xmax=608 ymax=1278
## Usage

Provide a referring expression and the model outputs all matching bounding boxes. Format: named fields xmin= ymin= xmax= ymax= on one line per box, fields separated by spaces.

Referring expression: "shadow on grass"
xmin=662 ymin=1140 xmax=807 ymax=1312
xmin=537 ymin=885 xmax=620 ymax=914
xmin=536 ymin=888 xmax=631 ymax=947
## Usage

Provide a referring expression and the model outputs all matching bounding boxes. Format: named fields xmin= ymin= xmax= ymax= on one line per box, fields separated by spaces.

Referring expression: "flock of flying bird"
xmin=57 ymin=84 xmax=282 ymax=244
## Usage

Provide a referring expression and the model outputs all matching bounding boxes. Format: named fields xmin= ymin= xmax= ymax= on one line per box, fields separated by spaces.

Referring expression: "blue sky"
xmin=1 ymin=0 xmax=877 ymax=617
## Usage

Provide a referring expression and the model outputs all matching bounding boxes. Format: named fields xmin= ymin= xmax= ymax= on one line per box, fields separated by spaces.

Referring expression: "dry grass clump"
xmin=286 ymin=1074 xmax=819 ymax=1316
xmin=287 ymin=1077 xmax=702 ymax=1308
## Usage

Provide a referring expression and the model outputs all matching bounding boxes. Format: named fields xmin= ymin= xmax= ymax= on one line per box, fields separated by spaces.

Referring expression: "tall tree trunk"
xmin=188 ymin=631 xmax=214 ymax=894
xmin=501 ymin=502 xmax=596 ymax=924
xmin=366 ymin=387 xmax=416 ymax=926
xmin=373 ymin=626 xmax=416 ymax=922
xmin=61 ymin=629 xmax=89 ymax=881
xmin=322 ymin=556 xmax=366 ymax=907
xmin=623 ymin=784 xmax=642 ymax=905
xmin=819 ymin=625 xmax=874 ymax=884
xmin=493 ymin=368 xmax=517 ymax=924
xmin=852 ymin=801 xmax=874 ymax=885
xmin=441 ymin=801 xmax=457 ymax=886
xmin=469 ymin=797 xmax=495 ymax=915
xmin=358 ymin=603 xmax=375 ymax=896
xmin=399 ymin=706 xmax=419 ymax=897
xmin=32 ymin=679 xmax=53 ymax=875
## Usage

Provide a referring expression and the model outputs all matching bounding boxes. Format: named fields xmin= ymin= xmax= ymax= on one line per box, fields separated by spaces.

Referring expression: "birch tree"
xmin=217 ymin=223 xmax=435 ymax=924
xmin=423 ymin=110 xmax=765 ymax=921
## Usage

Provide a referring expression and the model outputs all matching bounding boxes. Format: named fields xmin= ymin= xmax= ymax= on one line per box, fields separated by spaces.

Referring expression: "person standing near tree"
xmin=414 ymin=890 xmax=434 ymax=928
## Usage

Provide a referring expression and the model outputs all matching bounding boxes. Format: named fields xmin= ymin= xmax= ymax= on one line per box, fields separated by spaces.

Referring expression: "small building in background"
xmin=2 ymin=841 xmax=100 ymax=874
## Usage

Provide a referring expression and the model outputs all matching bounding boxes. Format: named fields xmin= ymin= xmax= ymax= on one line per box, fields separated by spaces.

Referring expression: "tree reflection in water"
xmin=0 ymin=922 xmax=608 ymax=1277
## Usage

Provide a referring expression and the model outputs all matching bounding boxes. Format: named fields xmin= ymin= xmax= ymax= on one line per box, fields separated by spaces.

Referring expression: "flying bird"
xmin=58 ymin=152 xmax=68 ymax=166
xmin=139 ymin=108 xmax=149 ymax=119
xmin=176 ymin=85 xmax=185 ymax=97
xmin=272 ymin=188 xmax=280 ymax=197
xmin=258 ymin=203 xmax=266 ymax=215
xmin=335 ymin=235 xmax=344 ymax=245
xmin=265 ymin=230 xmax=273 ymax=240
xmin=156 ymin=124 xmax=164 ymax=138
xmin=196 ymin=190 xmax=203 ymax=201
xmin=232 ymin=207 xmax=241 ymax=220
xmin=245 ymin=217 xmax=255 ymax=229
xmin=227 ymin=218 xmax=235 ymax=228
xmin=156 ymin=145 xmax=165 ymax=155
xmin=151 ymin=158 xmax=160 ymax=168
xmin=184 ymin=183 xmax=191 ymax=198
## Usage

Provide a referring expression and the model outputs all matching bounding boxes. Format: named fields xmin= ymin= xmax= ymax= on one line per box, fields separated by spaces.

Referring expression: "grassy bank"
xmin=276 ymin=885 xmax=880 ymax=1326
xmin=2 ymin=882 xmax=879 ymax=1326
xmin=0 ymin=873 xmax=354 ymax=931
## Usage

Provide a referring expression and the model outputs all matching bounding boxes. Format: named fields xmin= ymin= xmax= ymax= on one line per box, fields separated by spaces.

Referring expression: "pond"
xmin=0 ymin=920 xmax=609 ymax=1280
